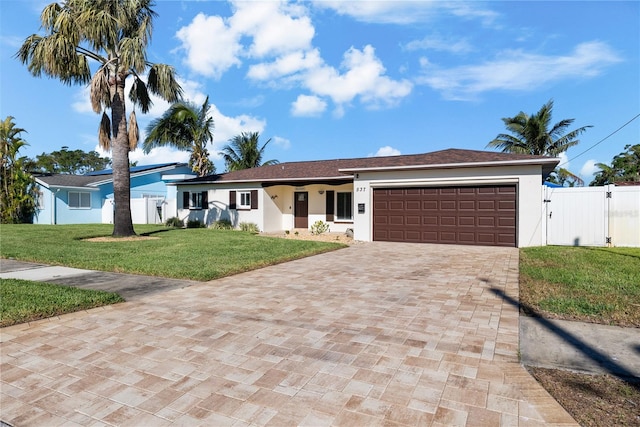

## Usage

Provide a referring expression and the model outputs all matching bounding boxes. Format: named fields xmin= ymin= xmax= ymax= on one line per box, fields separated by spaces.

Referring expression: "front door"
xmin=294 ymin=192 xmax=308 ymax=228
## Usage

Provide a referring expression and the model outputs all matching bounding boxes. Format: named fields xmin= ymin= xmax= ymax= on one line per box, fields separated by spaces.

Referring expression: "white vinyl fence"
xmin=545 ymin=184 xmax=640 ymax=247
xmin=103 ymin=197 xmax=166 ymax=224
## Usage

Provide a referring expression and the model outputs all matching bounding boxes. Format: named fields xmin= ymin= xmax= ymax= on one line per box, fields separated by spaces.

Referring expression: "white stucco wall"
xmin=269 ymin=183 xmax=354 ymax=232
xmin=177 ymin=184 xmax=263 ymax=229
xmin=352 ymin=164 xmax=546 ymax=247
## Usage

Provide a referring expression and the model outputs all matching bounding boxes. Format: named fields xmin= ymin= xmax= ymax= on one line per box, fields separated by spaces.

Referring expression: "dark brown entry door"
xmin=294 ymin=192 xmax=308 ymax=228
xmin=373 ymin=185 xmax=517 ymax=247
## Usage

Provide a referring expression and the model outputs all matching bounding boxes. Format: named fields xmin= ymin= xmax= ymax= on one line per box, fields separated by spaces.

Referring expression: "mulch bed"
xmin=528 ymin=367 xmax=640 ymax=427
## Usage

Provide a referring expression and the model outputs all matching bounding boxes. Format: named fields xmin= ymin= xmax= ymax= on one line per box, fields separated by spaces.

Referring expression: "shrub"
xmin=310 ymin=220 xmax=330 ymax=235
xmin=211 ymin=219 xmax=233 ymax=230
xmin=165 ymin=217 xmax=183 ymax=228
xmin=239 ymin=222 xmax=260 ymax=233
xmin=186 ymin=219 xmax=204 ymax=228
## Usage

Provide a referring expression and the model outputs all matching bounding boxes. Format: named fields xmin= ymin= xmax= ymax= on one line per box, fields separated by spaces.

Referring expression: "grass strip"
xmin=519 ymin=246 xmax=640 ymax=327
xmin=0 ymin=224 xmax=345 ymax=281
xmin=1 ymin=278 xmax=124 ymax=327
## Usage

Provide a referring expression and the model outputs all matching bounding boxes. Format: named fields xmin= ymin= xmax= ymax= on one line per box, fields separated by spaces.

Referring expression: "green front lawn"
xmin=1 ymin=278 xmax=124 ymax=327
xmin=519 ymin=246 xmax=640 ymax=327
xmin=0 ymin=224 xmax=345 ymax=281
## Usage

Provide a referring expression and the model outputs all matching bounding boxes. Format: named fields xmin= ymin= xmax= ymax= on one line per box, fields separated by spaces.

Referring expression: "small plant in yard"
xmin=186 ymin=219 xmax=204 ymax=228
xmin=210 ymin=219 xmax=233 ymax=230
xmin=165 ymin=217 xmax=183 ymax=228
xmin=239 ymin=222 xmax=260 ymax=233
xmin=310 ymin=220 xmax=330 ymax=235
xmin=285 ymin=230 xmax=290 ymax=235
xmin=294 ymin=231 xmax=299 ymax=236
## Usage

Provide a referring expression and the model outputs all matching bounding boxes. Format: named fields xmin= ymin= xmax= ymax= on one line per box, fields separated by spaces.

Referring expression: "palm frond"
xmin=487 ymin=99 xmax=591 ymax=157
xmin=99 ymin=112 xmax=111 ymax=151
xmin=90 ymin=67 xmax=110 ymax=113
xmin=129 ymin=75 xmax=152 ymax=113
xmin=128 ymin=111 xmax=139 ymax=151
xmin=147 ymin=64 xmax=183 ymax=103
xmin=119 ymin=37 xmax=146 ymax=73
xmin=39 ymin=2 xmax=62 ymax=32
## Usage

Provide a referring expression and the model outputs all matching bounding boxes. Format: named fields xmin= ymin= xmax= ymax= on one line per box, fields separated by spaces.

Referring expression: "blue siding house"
xmin=34 ymin=163 xmax=195 ymax=225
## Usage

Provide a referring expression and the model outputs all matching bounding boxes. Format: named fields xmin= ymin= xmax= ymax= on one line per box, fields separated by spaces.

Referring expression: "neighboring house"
xmin=34 ymin=163 xmax=195 ymax=225
xmin=175 ymin=149 xmax=559 ymax=247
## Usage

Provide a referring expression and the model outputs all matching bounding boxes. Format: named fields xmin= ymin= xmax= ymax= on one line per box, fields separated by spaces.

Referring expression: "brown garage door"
xmin=373 ymin=185 xmax=517 ymax=247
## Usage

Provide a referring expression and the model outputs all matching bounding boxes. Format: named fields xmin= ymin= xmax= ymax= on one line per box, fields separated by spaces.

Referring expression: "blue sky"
xmin=1 ymin=1 xmax=638 ymax=184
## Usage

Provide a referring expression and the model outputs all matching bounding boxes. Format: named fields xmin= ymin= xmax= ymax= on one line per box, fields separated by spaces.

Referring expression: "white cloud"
xmin=311 ymin=1 xmax=498 ymax=25
xmin=272 ymin=136 xmax=291 ymax=150
xmin=291 ymin=94 xmax=327 ymax=117
xmin=230 ymin=1 xmax=314 ymax=58
xmin=209 ymin=103 xmax=266 ymax=149
xmin=175 ymin=13 xmax=242 ymax=79
xmin=418 ymin=41 xmax=622 ymax=100
xmin=371 ymin=146 xmax=401 ymax=157
xmin=557 ymin=152 xmax=570 ymax=170
xmin=580 ymin=159 xmax=600 ymax=180
xmin=404 ymin=34 xmax=472 ymax=54
xmin=303 ymin=45 xmax=413 ymax=108
xmin=247 ymin=49 xmax=323 ymax=81
xmin=177 ymin=4 xmax=412 ymax=115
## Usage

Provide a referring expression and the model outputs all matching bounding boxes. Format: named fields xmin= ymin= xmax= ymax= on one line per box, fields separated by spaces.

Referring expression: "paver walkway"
xmin=0 ymin=243 xmax=577 ymax=426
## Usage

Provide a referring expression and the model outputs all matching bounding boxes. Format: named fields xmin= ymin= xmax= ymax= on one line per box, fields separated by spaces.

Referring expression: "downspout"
xmin=52 ymin=189 xmax=60 ymax=225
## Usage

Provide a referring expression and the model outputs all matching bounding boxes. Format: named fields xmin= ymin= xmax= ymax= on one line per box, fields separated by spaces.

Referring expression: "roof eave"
xmin=179 ymin=175 xmax=352 ymax=185
xmin=36 ymin=183 xmax=101 ymax=191
xmin=339 ymin=158 xmax=560 ymax=174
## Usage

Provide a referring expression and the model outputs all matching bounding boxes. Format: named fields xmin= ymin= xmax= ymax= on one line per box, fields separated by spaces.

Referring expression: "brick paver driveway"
xmin=1 ymin=242 xmax=577 ymax=426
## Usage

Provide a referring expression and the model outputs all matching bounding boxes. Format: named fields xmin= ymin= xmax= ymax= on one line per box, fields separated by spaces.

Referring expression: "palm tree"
xmin=1 ymin=117 xmax=37 ymax=223
xmin=144 ymin=97 xmax=214 ymax=177
xmin=220 ymin=132 xmax=279 ymax=172
xmin=487 ymin=100 xmax=592 ymax=156
xmin=16 ymin=0 xmax=182 ymax=236
xmin=547 ymin=167 xmax=584 ymax=187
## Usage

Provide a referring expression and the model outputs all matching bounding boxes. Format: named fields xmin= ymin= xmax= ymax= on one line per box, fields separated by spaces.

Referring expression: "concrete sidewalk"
xmin=0 ymin=259 xmax=200 ymax=301
xmin=520 ymin=317 xmax=640 ymax=380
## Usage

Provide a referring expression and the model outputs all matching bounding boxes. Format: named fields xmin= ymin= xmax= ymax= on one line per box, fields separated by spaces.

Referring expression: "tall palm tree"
xmin=144 ymin=97 xmax=214 ymax=177
xmin=1 ymin=117 xmax=37 ymax=223
xmin=17 ymin=0 xmax=182 ymax=236
xmin=487 ymin=100 xmax=592 ymax=156
xmin=220 ymin=132 xmax=279 ymax=172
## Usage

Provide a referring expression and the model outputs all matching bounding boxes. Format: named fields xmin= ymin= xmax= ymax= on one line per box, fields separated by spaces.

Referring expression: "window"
xmin=191 ymin=192 xmax=203 ymax=209
xmin=183 ymin=191 xmax=208 ymax=210
xmin=36 ymin=189 xmax=45 ymax=209
xmin=69 ymin=191 xmax=91 ymax=209
xmin=336 ymin=192 xmax=353 ymax=221
xmin=239 ymin=191 xmax=251 ymax=209
xmin=229 ymin=190 xmax=258 ymax=210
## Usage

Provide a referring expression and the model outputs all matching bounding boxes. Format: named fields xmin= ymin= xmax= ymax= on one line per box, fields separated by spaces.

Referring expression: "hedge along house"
xmin=175 ymin=149 xmax=559 ymax=247
xmin=34 ymin=163 xmax=195 ymax=225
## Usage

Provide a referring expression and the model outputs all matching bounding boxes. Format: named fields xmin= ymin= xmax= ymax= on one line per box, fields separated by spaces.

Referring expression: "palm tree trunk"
xmin=110 ymin=77 xmax=135 ymax=237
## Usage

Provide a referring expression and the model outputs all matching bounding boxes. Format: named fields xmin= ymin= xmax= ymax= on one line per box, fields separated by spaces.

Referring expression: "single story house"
xmin=34 ymin=163 xmax=195 ymax=225
xmin=175 ymin=149 xmax=559 ymax=248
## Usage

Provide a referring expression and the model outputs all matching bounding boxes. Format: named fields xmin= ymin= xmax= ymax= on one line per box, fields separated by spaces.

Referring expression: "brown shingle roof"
xmin=35 ymin=174 xmax=106 ymax=188
xmin=183 ymin=148 xmax=559 ymax=185
xmin=36 ymin=163 xmax=190 ymax=188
